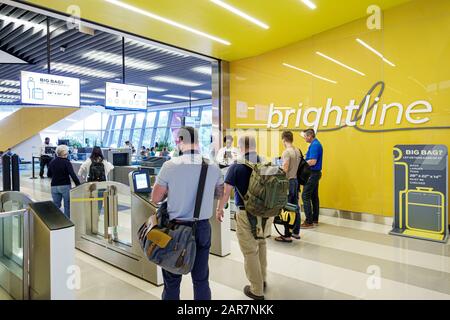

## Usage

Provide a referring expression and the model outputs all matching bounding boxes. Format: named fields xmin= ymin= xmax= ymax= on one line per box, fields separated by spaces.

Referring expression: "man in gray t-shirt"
xmin=151 ymin=126 xmax=224 ymax=300
xmin=275 ymin=131 xmax=301 ymax=243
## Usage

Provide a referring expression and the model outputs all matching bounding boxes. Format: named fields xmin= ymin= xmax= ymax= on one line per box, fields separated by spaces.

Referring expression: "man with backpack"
xmin=275 ymin=131 xmax=301 ymax=243
xmin=216 ymin=135 xmax=288 ymax=300
xmin=151 ymin=126 xmax=224 ymax=300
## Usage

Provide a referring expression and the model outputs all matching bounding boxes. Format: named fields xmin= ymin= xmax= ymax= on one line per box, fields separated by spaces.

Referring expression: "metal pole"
xmin=46 ymin=18 xmax=51 ymax=74
xmin=122 ymin=37 xmax=125 ymax=84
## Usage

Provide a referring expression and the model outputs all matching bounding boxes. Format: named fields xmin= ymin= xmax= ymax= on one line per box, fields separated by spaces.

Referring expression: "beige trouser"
xmin=235 ymin=209 xmax=273 ymax=297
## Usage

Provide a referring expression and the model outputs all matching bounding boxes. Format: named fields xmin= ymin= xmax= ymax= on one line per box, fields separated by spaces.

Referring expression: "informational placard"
xmin=390 ymin=144 xmax=448 ymax=243
xmin=105 ymin=82 xmax=147 ymax=111
xmin=21 ymin=71 xmax=80 ymax=107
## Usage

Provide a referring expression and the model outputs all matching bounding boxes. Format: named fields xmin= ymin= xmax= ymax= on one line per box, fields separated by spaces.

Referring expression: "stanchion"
xmin=30 ymin=156 xmax=39 ymax=179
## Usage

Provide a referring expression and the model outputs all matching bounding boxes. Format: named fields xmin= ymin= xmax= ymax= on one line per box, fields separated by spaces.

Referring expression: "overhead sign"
xmin=21 ymin=71 xmax=80 ymax=107
xmin=390 ymin=145 xmax=448 ymax=243
xmin=105 ymin=82 xmax=147 ymax=111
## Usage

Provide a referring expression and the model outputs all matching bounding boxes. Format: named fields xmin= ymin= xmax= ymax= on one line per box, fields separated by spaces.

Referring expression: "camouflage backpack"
xmin=237 ymin=161 xmax=289 ymax=218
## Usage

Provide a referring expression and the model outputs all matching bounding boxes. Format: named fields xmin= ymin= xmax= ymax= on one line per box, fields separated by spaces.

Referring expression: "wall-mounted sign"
xmin=21 ymin=71 xmax=80 ymax=107
xmin=105 ymin=82 xmax=147 ymax=111
xmin=390 ymin=144 xmax=448 ymax=243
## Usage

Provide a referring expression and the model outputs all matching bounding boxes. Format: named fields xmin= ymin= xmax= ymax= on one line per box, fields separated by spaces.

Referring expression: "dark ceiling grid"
xmin=0 ymin=3 xmax=213 ymax=107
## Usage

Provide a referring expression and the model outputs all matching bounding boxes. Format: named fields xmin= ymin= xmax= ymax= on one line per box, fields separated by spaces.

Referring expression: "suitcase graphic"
xmin=405 ymin=187 xmax=445 ymax=234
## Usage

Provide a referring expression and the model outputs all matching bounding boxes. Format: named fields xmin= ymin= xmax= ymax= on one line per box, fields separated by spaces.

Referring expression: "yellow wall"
xmin=229 ymin=0 xmax=450 ymax=216
xmin=0 ymin=107 xmax=77 ymax=151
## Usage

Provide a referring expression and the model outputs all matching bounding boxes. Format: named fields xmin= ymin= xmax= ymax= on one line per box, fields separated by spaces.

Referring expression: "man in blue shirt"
xmin=301 ymin=129 xmax=323 ymax=228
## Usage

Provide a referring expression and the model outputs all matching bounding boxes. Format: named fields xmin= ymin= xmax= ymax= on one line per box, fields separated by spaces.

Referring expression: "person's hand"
xmin=216 ymin=207 xmax=224 ymax=223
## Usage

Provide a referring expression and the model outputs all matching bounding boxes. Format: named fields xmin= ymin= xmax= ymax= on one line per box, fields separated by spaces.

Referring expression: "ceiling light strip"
xmin=148 ymin=98 xmax=173 ymax=104
xmin=301 ymin=0 xmax=317 ymax=10
xmin=83 ymin=50 xmax=161 ymax=71
xmin=104 ymin=0 xmax=231 ymax=45
xmin=210 ymin=0 xmax=269 ymax=29
xmin=164 ymin=94 xmax=199 ymax=100
xmin=282 ymin=63 xmax=337 ymax=84
xmin=151 ymin=76 xmax=201 ymax=87
xmin=356 ymin=38 xmax=396 ymax=67
xmin=192 ymin=66 xmax=212 ymax=75
xmin=193 ymin=90 xmax=212 ymax=95
xmin=316 ymin=51 xmax=365 ymax=76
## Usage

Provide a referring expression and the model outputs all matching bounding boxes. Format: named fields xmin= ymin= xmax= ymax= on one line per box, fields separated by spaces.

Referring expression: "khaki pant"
xmin=235 ymin=209 xmax=273 ymax=297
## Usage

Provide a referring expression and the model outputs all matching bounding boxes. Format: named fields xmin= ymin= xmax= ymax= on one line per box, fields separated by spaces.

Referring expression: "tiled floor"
xmin=1 ymin=168 xmax=450 ymax=300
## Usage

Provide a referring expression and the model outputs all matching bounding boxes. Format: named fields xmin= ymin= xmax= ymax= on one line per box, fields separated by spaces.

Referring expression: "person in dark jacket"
xmin=48 ymin=145 xmax=80 ymax=218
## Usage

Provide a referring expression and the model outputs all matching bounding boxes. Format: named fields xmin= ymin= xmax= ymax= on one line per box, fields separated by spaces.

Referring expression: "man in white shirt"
xmin=39 ymin=137 xmax=53 ymax=178
xmin=215 ymin=135 xmax=239 ymax=168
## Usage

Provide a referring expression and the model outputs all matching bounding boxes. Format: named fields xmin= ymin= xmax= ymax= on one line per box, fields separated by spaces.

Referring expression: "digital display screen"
xmin=105 ymin=82 xmax=147 ymax=111
xmin=135 ymin=173 xmax=149 ymax=191
xmin=21 ymin=71 xmax=80 ymax=107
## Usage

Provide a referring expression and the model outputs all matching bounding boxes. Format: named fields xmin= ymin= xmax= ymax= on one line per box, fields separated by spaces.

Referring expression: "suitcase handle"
xmin=415 ymin=187 xmax=434 ymax=191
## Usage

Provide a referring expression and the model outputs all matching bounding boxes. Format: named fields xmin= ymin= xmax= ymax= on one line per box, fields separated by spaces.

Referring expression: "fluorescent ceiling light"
xmin=93 ymin=88 xmax=106 ymax=93
xmin=316 ymin=51 xmax=365 ymax=76
xmin=192 ymin=66 xmax=212 ymax=75
xmin=51 ymin=63 xmax=117 ymax=79
xmin=83 ymin=50 xmax=161 ymax=71
xmin=0 ymin=80 xmax=20 ymax=87
xmin=148 ymin=86 xmax=167 ymax=92
xmin=0 ymin=98 xmax=18 ymax=103
xmin=164 ymin=94 xmax=199 ymax=100
xmin=282 ymin=63 xmax=337 ymax=84
xmin=151 ymin=76 xmax=201 ymax=87
xmin=80 ymin=99 xmax=96 ymax=104
xmin=301 ymin=0 xmax=317 ymax=10
xmin=148 ymin=98 xmax=173 ymax=104
xmin=356 ymin=38 xmax=396 ymax=67
xmin=81 ymin=93 xmax=104 ymax=99
xmin=104 ymin=0 xmax=231 ymax=46
xmin=80 ymin=80 xmax=90 ymax=85
xmin=126 ymin=39 xmax=189 ymax=58
xmin=193 ymin=90 xmax=212 ymax=95
xmin=0 ymin=94 xmax=20 ymax=99
xmin=210 ymin=0 xmax=269 ymax=29
xmin=0 ymin=14 xmax=50 ymax=34
xmin=0 ymin=87 xmax=20 ymax=94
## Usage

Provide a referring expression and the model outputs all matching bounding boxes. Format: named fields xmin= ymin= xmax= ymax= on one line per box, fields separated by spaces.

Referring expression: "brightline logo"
xmin=267 ymin=82 xmax=432 ymax=132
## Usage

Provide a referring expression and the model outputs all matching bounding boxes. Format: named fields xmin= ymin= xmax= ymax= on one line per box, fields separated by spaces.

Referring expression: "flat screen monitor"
xmin=112 ymin=152 xmax=129 ymax=166
xmin=105 ymin=82 xmax=147 ymax=111
xmin=45 ymin=146 xmax=56 ymax=155
xmin=58 ymin=139 xmax=70 ymax=146
xmin=132 ymin=171 xmax=151 ymax=193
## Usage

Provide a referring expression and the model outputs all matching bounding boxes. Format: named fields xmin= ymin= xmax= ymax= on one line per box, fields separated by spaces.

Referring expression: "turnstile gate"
xmin=0 ymin=191 xmax=74 ymax=300
xmin=70 ymin=182 xmax=162 ymax=285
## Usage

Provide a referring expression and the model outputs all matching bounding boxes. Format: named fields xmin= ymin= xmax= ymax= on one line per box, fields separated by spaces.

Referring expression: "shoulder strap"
xmin=298 ymin=148 xmax=304 ymax=159
xmin=193 ymin=159 xmax=208 ymax=220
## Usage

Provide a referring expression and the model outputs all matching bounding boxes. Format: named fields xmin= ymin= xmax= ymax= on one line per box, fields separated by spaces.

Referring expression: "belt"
xmin=238 ymin=206 xmax=245 ymax=210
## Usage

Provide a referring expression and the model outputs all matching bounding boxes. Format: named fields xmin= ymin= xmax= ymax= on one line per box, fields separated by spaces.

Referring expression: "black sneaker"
xmin=244 ymin=285 xmax=264 ymax=300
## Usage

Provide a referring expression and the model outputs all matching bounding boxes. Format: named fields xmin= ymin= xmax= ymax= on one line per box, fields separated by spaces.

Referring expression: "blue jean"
xmin=51 ymin=185 xmax=71 ymax=219
xmin=284 ymin=178 xmax=301 ymax=237
xmin=302 ymin=171 xmax=322 ymax=224
xmin=162 ymin=219 xmax=211 ymax=300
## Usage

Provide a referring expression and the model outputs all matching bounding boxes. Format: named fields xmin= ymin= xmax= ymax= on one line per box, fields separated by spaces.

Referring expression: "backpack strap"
xmin=193 ymin=159 xmax=208 ymax=221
